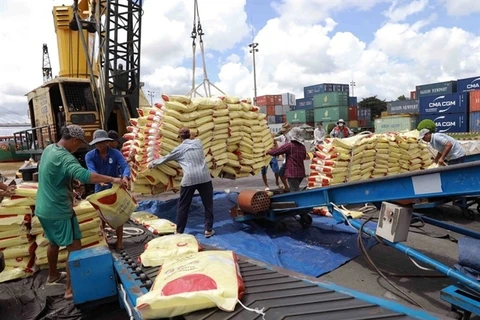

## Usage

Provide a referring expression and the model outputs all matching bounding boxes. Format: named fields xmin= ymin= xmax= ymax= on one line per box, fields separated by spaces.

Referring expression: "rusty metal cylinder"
xmin=237 ymin=190 xmax=271 ymax=214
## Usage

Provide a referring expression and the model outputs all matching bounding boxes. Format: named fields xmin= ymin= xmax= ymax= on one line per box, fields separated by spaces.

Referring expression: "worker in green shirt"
xmin=35 ymin=125 xmax=125 ymax=300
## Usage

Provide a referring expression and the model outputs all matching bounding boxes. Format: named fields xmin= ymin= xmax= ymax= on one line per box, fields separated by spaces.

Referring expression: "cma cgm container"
xmin=419 ymin=113 xmax=468 ymax=133
xmin=470 ymin=112 xmax=480 ymax=132
xmin=387 ymin=99 xmax=419 ymax=114
xmin=286 ymin=110 xmax=314 ymax=124
xmin=313 ymin=92 xmax=349 ymax=108
xmin=314 ymin=106 xmax=349 ymax=122
xmin=295 ymin=97 xmax=313 ymax=109
xmin=374 ymin=115 xmax=418 ymax=134
xmin=304 ymin=83 xmax=349 ymax=98
xmin=416 ymin=80 xmax=457 ymax=98
xmin=469 ymin=90 xmax=480 ymax=112
xmin=457 ymin=76 xmax=480 ymax=92
xmin=419 ymin=92 xmax=468 ymax=115
xmin=348 ymin=96 xmax=358 ymax=106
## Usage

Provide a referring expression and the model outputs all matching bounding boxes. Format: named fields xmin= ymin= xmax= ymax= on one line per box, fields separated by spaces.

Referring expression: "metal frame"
xmin=441 ymin=285 xmax=479 ymax=320
xmin=97 ymin=0 xmax=142 ymax=123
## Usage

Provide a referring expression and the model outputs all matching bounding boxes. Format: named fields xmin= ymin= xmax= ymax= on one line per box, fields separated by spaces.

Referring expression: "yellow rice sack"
xmin=139 ymin=234 xmax=200 ymax=267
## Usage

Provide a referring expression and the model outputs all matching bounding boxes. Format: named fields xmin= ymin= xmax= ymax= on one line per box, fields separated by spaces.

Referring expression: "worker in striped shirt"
xmin=149 ymin=128 xmax=215 ymax=237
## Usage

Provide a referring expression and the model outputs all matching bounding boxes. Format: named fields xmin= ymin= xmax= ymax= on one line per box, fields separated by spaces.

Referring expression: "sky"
xmin=0 ymin=0 xmax=479 ymax=127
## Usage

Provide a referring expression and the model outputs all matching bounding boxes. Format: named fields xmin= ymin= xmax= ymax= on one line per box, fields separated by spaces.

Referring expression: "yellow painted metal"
xmin=52 ymin=5 xmax=98 ymax=79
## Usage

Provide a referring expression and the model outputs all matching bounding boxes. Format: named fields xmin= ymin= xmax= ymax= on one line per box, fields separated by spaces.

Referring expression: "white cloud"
xmin=441 ymin=0 xmax=480 ymax=16
xmin=384 ymin=0 xmax=429 ymax=22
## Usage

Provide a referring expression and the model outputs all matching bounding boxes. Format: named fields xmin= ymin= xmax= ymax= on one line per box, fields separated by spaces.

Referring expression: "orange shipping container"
xmin=470 ymin=90 xmax=480 ymax=112
xmin=266 ymin=105 xmax=276 ymax=116
xmin=410 ymin=91 xmax=416 ymax=99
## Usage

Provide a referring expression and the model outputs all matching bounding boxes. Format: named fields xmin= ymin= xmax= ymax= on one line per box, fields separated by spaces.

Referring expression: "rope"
xmin=237 ymin=299 xmax=266 ymax=319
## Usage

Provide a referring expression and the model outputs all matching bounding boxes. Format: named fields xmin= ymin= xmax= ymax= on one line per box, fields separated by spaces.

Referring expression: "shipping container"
xmin=286 ymin=110 xmax=314 ymax=124
xmin=282 ymin=105 xmax=291 ymax=114
xmin=470 ymin=90 xmax=480 ymax=112
xmin=387 ymin=99 xmax=419 ymax=114
xmin=314 ymin=106 xmax=349 ymax=122
xmin=254 ymin=95 xmax=266 ymax=106
xmin=258 ymin=106 xmax=267 ymax=115
xmin=290 ymin=104 xmax=313 ymax=111
xmin=358 ymin=120 xmax=372 ymax=128
xmin=274 ymin=105 xmax=284 ymax=115
xmin=416 ymin=80 xmax=457 ymax=98
xmin=349 ymin=120 xmax=358 ymax=128
xmin=357 ymin=108 xmax=372 ymax=120
xmin=275 ymin=115 xmax=284 ymax=124
xmin=304 ymin=84 xmax=325 ymax=98
xmin=419 ymin=92 xmax=468 ymax=115
xmin=348 ymin=96 xmax=358 ymax=106
xmin=281 ymin=93 xmax=296 ymax=106
xmin=274 ymin=95 xmax=282 ymax=105
xmin=255 ymin=95 xmax=276 ymax=106
xmin=267 ymin=115 xmax=276 ymax=124
xmin=470 ymin=112 xmax=480 ymax=132
xmin=374 ymin=115 xmax=418 ymax=134
xmin=348 ymin=106 xmax=358 ymax=120
xmin=410 ymin=91 xmax=417 ymax=99
xmin=267 ymin=105 xmax=275 ymax=116
xmin=419 ymin=113 xmax=468 ymax=133
xmin=457 ymin=76 xmax=480 ymax=92
xmin=295 ymin=97 xmax=313 ymax=108
xmin=313 ymin=92 xmax=349 ymax=108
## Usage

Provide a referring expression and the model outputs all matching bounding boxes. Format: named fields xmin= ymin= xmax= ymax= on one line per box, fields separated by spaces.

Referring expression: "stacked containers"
xmin=286 ymin=110 xmax=314 ymax=125
xmin=294 ymin=98 xmax=314 ymax=110
xmin=357 ymin=108 xmax=372 ymax=127
xmin=256 ymin=94 xmax=288 ymax=124
xmin=419 ymin=92 xmax=468 ymax=133
xmin=313 ymin=91 xmax=349 ymax=129
xmin=457 ymin=76 xmax=480 ymax=132
xmin=382 ymin=99 xmax=419 ymax=133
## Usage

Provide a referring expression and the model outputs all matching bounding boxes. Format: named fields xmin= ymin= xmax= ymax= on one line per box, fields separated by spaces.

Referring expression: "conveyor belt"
xmin=114 ymin=222 xmax=432 ymax=320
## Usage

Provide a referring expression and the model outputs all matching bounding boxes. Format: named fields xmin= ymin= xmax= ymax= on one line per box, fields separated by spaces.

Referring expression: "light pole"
xmin=350 ymin=80 xmax=356 ymax=97
xmin=249 ymin=42 xmax=259 ymax=103
xmin=147 ymin=90 xmax=155 ymax=106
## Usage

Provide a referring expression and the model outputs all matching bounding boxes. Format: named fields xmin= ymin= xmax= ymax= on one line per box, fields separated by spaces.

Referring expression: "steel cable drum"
xmin=237 ymin=190 xmax=271 ymax=214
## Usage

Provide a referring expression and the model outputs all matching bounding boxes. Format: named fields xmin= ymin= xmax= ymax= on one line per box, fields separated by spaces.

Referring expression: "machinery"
xmin=233 ymin=161 xmax=480 ymax=319
xmin=13 ymin=0 xmax=149 ymax=162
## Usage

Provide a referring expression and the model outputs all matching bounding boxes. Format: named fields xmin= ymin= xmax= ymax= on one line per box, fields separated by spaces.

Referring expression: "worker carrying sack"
xmin=136 ymin=250 xmax=245 ymax=319
xmin=86 ymin=185 xmax=138 ymax=229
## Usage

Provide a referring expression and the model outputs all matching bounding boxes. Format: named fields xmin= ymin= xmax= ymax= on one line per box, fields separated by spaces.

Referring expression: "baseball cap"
xmin=418 ymin=128 xmax=430 ymax=140
xmin=66 ymin=125 xmax=88 ymax=144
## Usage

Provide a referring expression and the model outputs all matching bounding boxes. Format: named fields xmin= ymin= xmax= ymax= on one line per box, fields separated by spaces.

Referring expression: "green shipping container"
xmin=374 ymin=115 xmax=419 ymax=134
xmin=313 ymin=92 xmax=349 ymax=108
xmin=314 ymin=106 xmax=349 ymax=122
xmin=286 ymin=110 xmax=314 ymax=124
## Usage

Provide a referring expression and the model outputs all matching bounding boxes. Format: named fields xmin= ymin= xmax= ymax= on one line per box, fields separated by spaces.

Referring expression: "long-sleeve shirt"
xmin=314 ymin=127 xmax=326 ymax=143
xmin=85 ymin=147 xmax=130 ymax=192
xmin=151 ymin=139 xmax=211 ymax=187
xmin=267 ymin=141 xmax=306 ymax=178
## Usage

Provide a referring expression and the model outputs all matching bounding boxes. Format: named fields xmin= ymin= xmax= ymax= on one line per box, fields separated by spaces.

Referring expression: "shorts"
xmin=38 ymin=215 xmax=82 ymax=247
xmin=261 ymin=157 xmax=280 ymax=175
xmin=278 ymin=163 xmax=286 ymax=177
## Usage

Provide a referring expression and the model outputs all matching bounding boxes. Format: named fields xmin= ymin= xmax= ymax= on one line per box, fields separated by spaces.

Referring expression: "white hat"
xmin=418 ymin=128 xmax=430 ymax=140
xmin=337 ymin=119 xmax=345 ymax=124
xmin=289 ymin=127 xmax=304 ymax=143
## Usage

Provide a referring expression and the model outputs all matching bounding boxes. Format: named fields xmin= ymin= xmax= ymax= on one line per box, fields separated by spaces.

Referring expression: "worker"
xmin=261 ymin=133 xmax=281 ymax=191
xmin=85 ymin=129 xmax=131 ymax=252
xmin=274 ymin=123 xmax=292 ymax=192
xmin=267 ymin=127 xmax=307 ymax=192
xmin=330 ymin=119 xmax=353 ymax=139
xmin=418 ymin=128 xmax=466 ymax=165
xmin=149 ymin=127 xmax=215 ymax=237
xmin=107 ymin=130 xmax=123 ymax=150
xmin=314 ymin=122 xmax=326 ymax=145
xmin=35 ymin=125 xmax=124 ymax=300
xmin=0 ymin=180 xmax=15 ymax=197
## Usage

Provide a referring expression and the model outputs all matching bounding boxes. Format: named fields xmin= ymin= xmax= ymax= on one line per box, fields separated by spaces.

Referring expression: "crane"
xmin=42 ymin=44 xmax=53 ymax=83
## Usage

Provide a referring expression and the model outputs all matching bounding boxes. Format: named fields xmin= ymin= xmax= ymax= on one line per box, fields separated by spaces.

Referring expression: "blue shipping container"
xmin=419 ymin=113 xmax=468 ymax=133
xmin=296 ymin=98 xmax=306 ymax=107
xmin=457 ymin=76 xmax=480 ymax=92
xmin=304 ymin=85 xmax=325 ymax=98
xmin=275 ymin=115 xmax=284 ymax=123
xmin=357 ymin=108 xmax=371 ymax=120
xmin=349 ymin=96 xmax=358 ymax=106
xmin=290 ymin=104 xmax=313 ymax=111
xmin=419 ymin=92 xmax=468 ymax=115
xmin=470 ymin=112 xmax=480 ymax=132
xmin=296 ymin=97 xmax=313 ymax=108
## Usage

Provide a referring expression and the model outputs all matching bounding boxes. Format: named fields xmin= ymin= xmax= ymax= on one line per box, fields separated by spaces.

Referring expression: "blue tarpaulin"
xmin=138 ymin=192 xmax=377 ymax=277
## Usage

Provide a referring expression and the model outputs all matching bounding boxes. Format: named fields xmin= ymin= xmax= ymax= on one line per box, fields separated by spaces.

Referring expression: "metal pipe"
xmin=349 ymin=219 xmax=480 ymax=294
xmin=413 ymin=213 xmax=480 ymax=240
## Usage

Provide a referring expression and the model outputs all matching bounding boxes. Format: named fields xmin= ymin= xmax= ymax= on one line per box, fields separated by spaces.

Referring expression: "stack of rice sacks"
xmin=32 ymin=199 xmax=106 ymax=270
xmin=0 ymin=183 xmax=37 ymax=282
xmin=122 ymin=95 xmax=274 ymax=195
xmin=308 ymin=130 xmax=434 ymax=189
